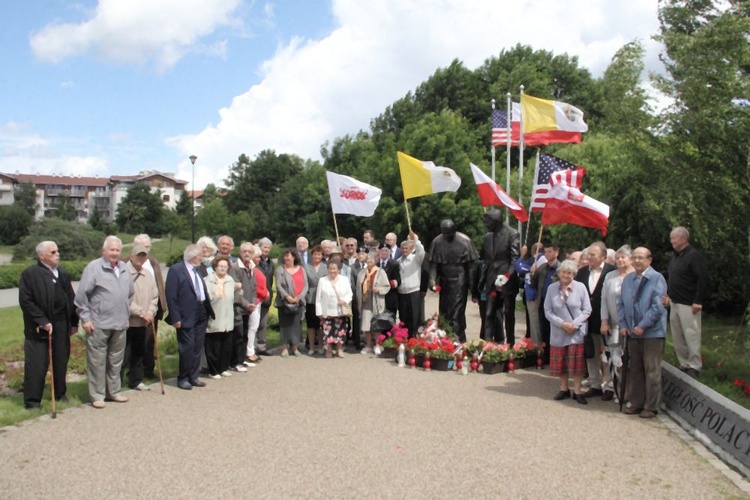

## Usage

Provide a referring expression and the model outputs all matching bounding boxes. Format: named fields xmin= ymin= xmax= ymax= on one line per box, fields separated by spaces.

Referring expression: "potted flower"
xmin=479 ymin=342 xmax=510 ymax=374
xmin=428 ymin=338 xmax=457 ymax=371
xmin=377 ymin=323 xmax=409 ymax=358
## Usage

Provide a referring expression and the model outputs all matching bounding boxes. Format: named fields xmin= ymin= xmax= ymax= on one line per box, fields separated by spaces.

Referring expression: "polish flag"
xmin=470 ymin=163 xmax=528 ymax=222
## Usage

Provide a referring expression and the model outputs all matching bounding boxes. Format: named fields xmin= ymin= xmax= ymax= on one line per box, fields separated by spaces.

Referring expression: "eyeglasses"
xmin=50 ymin=250 xmax=59 ymax=255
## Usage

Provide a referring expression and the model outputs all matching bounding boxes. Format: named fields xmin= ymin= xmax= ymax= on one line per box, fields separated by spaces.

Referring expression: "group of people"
xmin=19 ymin=219 xmax=706 ymax=418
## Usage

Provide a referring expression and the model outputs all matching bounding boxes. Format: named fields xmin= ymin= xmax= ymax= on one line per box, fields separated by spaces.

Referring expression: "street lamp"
xmin=189 ymin=155 xmax=197 ymax=243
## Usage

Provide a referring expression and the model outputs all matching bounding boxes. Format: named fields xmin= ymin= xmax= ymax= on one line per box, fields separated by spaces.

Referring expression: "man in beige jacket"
xmin=123 ymin=243 xmax=159 ymax=391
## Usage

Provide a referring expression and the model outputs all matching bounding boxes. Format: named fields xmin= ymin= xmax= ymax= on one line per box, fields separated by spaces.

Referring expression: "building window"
xmin=162 ymin=194 xmax=170 ymax=202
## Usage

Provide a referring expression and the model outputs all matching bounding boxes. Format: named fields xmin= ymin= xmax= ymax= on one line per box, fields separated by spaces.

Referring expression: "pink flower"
xmin=376 ymin=334 xmax=386 ymax=345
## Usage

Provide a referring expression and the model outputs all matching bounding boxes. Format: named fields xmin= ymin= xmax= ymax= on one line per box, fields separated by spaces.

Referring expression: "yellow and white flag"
xmin=520 ymin=94 xmax=588 ymax=135
xmin=397 ymin=151 xmax=461 ymax=200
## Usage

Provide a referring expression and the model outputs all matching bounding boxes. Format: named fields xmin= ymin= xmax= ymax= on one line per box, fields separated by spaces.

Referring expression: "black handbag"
xmin=583 ymin=333 xmax=595 ymax=359
xmin=370 ymin=311 xmax=395 ymax=332
xmin=281 ymin=301 xmax=301 ymax=314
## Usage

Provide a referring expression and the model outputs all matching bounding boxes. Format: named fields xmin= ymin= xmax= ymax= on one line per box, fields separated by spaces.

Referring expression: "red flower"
xmin=434 ymin=285 xmax=442 ymax=293
xmin=743 ymin=386 xmax=750 ymax=395
xmin=490 ymin=292 xmax=497 ymax=298
xmin=701 ymin=355 xmax=706 ymax=362
xmin=407 ymin=338 xmax=418 ymax=349
xmin=734 ymin=378 xmax=745 ymax=386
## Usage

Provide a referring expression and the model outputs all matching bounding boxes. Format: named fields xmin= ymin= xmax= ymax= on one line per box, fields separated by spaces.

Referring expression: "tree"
xmin=115 ymin=183 xmax=167 ymax=236
xmin=13 ymin=182 xmax=38 ymax=217
xmin=49 ymin=192 xmax=78 ymax=221
xmin=201 ymin=183 xmax=220 ymax=205
xmin=13 ymin=218 xmax=104 ymax=261
xmin=175 ymin=190 xmax=192 ymax=218
xmin=0 ymin=204 xmax=33 ymax=245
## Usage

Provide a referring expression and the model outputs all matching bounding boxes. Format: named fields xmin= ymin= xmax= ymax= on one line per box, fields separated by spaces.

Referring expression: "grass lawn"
xmin=0 ymin=305 xmax=280 ymax=426
xmin=0 ymin=245 xmax=14 ymax=256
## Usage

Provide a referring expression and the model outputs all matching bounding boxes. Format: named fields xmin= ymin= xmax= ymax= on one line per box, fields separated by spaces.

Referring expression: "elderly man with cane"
xmin=122 ymin=242 xmax=159 ymax=392
xmin=19 ymin=241 xmax=78 ymax=412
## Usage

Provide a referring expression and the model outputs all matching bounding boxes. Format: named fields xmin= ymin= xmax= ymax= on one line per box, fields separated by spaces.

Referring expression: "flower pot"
xmin=430 ymin=358 xmax=454 ymax=371
xmin=519 ymin=353 xmax=536 ymax=369
xmin=481 ymin=360 xmax=506 ymax=374
xmin=414 ymin=354 xmax=425 ymax=367
xmin=380 ymin=347 xmax=398 ymax=359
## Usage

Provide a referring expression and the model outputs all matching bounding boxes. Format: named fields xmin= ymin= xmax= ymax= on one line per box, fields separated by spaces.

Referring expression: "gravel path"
xmin=0 ymin=295 xmax=743 ymax=498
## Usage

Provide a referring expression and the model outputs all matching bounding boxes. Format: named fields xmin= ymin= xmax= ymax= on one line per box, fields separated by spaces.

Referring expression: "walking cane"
xmin=47 ymin=325 xmax=57 ymax=419
xmin=149 ymin=319 xmax=165 ymax=395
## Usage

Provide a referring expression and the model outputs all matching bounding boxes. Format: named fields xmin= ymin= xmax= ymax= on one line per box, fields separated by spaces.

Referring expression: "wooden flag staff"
xmin=332 ymin=211 xmax=341 ymax=244
xmin=404 ymin=199 xmax=412 ymax=233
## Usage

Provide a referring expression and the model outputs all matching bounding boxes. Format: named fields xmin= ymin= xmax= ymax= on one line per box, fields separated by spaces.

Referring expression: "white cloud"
xmin=29 ymin=0 xmax=243 ymax=72
xmin=0 ymin=123 xmax=109 ymax=177
xmin=170 ymin=0 xmax=662 ymax=189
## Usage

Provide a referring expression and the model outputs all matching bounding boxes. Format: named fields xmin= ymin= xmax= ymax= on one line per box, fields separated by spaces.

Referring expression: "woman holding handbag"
xmin=275 ymin=249 xmax=308 ymax=358
xmin=315 ymin=261 xmax=353 ymax=358
xmin=356 ymin=255 xmax=391 ymax=355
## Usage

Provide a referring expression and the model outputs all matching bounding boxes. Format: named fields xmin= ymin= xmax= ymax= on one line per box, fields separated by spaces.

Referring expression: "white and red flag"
xmin=541 ymin=171 xmax=610 ymax=236
xmin=326 ymin=171 xmax=382 ymax=217
xmin=470 ymin=163 xmax=528 ymax=222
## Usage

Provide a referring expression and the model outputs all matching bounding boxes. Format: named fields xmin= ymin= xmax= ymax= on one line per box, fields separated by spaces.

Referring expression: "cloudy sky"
xmin=1 ymin=0 xmax=662 ymax=189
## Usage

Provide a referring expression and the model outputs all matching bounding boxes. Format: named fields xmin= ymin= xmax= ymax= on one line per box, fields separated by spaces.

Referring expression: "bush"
xmin=0 ymin=260 xmax=89 ymax=289
xmin=0 ymin=205 xmax=33 ymax=245
xmin=13 ymin=219 xmax=105 ymax=262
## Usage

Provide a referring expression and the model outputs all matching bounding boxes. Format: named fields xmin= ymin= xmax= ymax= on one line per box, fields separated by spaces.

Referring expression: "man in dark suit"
xmin=575 ymin=242 xmax=616 ymax=399
xmin=377 ymin=243 xmax=401 ymax=314
xmin=19 ymin=241 xmax=78 ymax=409
xmin=165 ymin=244 xmax=215 ymax=390
xmin=296 ymin=236 xmax=310 ymax=265
xmin=384 ymin=232 xmax=402 ymax=261
xmin=255 ymin=237 xmax=275 ymax=356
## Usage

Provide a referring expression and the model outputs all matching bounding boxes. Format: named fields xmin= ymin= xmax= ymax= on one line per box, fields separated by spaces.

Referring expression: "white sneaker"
xmin=234 ymin=364 xmax=248 ymax=372
xmin=243 ymin=361 xmax=257 ymax=367
xmin=220 ymin=370 xmax=232 ymax=377
xmin=317 ymin=347 xmax=326 ymax=355
xmin=308 ymin=349 xmax=315 ymax=356
xmin=134 ymin=383 xmax=150 ymax=391
xmin=361 ymin=346 xmax=374 ymax=354
xmin=373 ymin=345 xmax=382 ymax=355
xmin=209 ymin=374 xmax=221 ymax=380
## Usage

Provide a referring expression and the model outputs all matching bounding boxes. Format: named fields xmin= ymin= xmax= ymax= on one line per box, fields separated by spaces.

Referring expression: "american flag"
xmin=530 ymin=154 xmax=586 ymax=212
xmin=491 ymin=109 xmax=519 ymax=147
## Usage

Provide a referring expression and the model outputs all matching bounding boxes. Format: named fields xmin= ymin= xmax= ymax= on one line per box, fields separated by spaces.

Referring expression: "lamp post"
xmin=189 ymin=155 xmax=197 ymax=243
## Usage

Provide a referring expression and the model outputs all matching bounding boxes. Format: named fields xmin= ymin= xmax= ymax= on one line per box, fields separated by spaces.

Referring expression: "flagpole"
xmin=526 ymin=151 xmax=541 ymax=248
xmin=491 ymin=98 xmax=496 ymax=184
xmin=518 ymin=84 xmax=525 ymax=241
xmin=404 ymin=199 xmax=412 ymax=233
xmin=332 ymin=211 xmax=341 ymax=244
xmin=505 ymin=92 xmax=512 ymax=226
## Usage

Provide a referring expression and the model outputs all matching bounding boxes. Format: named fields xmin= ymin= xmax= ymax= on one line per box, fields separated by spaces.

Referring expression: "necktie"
xmin=193 ymin=268 xmax=203 ymax=301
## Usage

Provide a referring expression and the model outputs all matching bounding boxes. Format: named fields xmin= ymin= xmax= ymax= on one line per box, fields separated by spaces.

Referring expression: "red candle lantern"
xmin=508 ymin=354 xmax=515 ymax=373
xmin=408 ymin=350 xmax=416 ymax=367
xmin=470 ymin=354 xmax=479 ymax=372
xmin=536 ymin=356 xmax=543 ymax=369
xmin=424 ymin=352 xmax=431 ymax=371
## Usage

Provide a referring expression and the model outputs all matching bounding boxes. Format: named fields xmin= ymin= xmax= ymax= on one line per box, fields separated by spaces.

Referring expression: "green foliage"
xmin=87 ymin=204 xmax=114 ymax=233
xmin=13 ymin=182 xmax=37 ymax=217
xmin=175 ymin=190 xmax=193 ymax=218
xmin=0 ymin=260 xmax=88 ymax=289
xmin=48 ymin=192 xmax=78 ymax=221
xmin=0 ymin=204 xmax=33 ymax=245
xmin=13 ymin=218 xmax=105 ymax=262
xmin=115 ymin=183 xmax=168 ymax=236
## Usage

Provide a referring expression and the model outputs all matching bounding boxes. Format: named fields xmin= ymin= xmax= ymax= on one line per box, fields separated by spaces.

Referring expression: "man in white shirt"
xmin=397 ymin=230 xmax=425 ymax=336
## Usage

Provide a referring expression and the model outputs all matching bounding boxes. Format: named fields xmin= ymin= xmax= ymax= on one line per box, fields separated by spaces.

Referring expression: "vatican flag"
xmin=397 ymin=151 xmax=461 ymax=200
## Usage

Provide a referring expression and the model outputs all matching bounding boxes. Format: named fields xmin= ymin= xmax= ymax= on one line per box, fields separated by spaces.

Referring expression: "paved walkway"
xmin=0 ymin=296 xmax=745 ymax=498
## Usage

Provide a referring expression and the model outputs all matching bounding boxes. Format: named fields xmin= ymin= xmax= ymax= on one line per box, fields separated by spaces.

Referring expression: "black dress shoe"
xmin=59 ymin=394 xmax=69 ymax=403
xmin=574 ymin=393 xmax=588 ymax=405
xmin=553 ymin=390 xmax=571 ymax=401
xmin=24 ymin=402 xmax=42 ymax=409
xmin=601 ymin=390 xmax=614 ymax=401
xmin=190 ymin=380 xmax=206 ymax=387
xmin=583 ymin=388 xmax=603 ymax=398
xmin=178 ymin=381 xmax=193 ymax=390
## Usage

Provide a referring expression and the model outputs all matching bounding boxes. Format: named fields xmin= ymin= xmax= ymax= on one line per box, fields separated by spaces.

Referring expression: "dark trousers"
xmin=23 ymin=320 xmax=70 ymax=406
xmin=504 ymin=292 xmax=516 ymax=346
xmin=256 ymin=304 xmax=270 ymax=352
xmin=230 ymin=316 xmax=248 ymax=367
xmin=478 ymin=298 xmax=487 ymax=339
xmin=539 ymin=304 xmax=551 ymax=364
xmin=484 ymin=292 xmax=506 ymax=343
xmin=122 ymin=326 xmax=146 ymax=388
xmin=205 ymin=331 xmax=232 ymax=375
xmin=628 ymin=337 xmax=665 ymax=412
xmin=522 ymin=291 xmax=530 ymax=338
xmin=143 ymin=317 xmax=159 ymax=377
xmin=177 ymin=303 xmax=208 ymax=383
xmin=398 ymin=291 xmax=422 ymax=338
xmin=349 ymin=301 xmax=361 ymax=347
